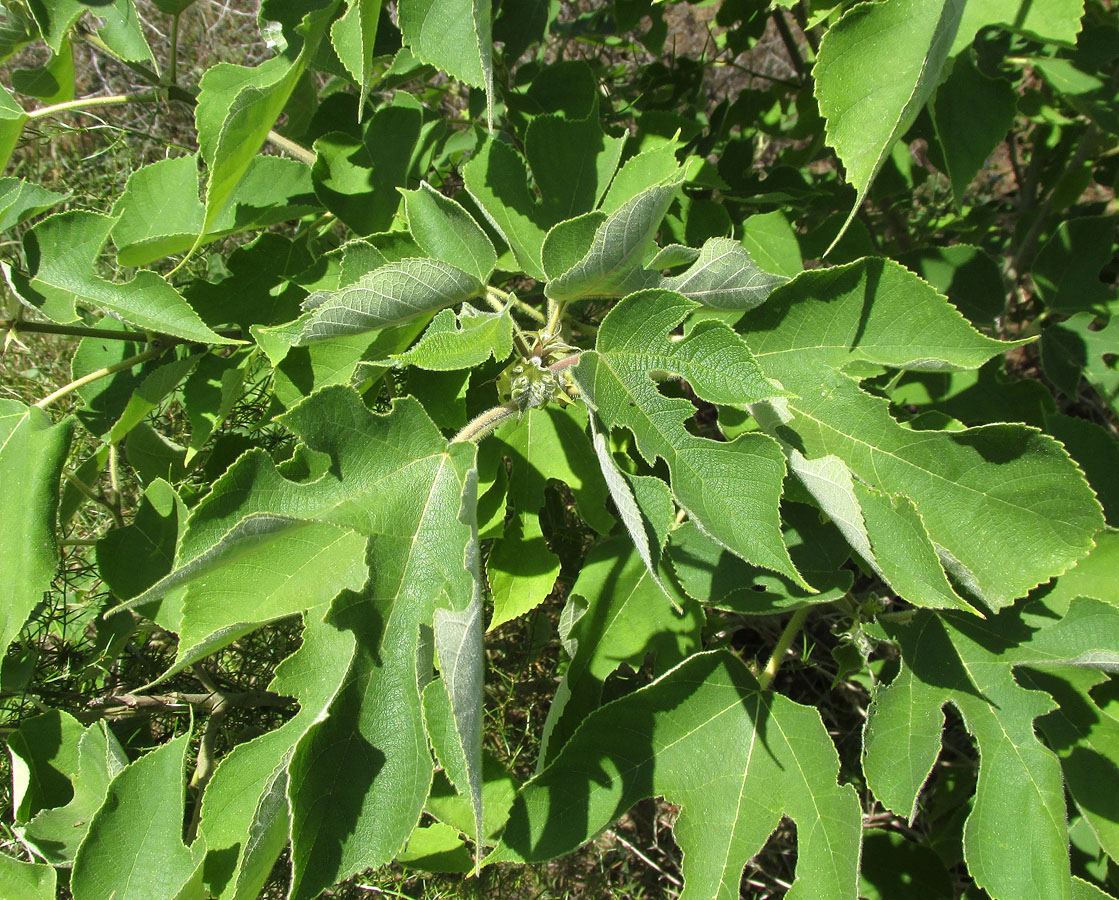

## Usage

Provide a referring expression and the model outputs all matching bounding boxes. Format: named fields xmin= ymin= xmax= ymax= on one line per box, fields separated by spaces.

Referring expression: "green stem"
xmin=757 ymin=606 xmax=810 ymax=691
xmin=544 ymin=299 xmax=566 ymax=341
xmin=488 ymin=286 xmax=546 ymax=324
xmin=168 ymin=13 xmax=180 ymax=86
xmin=36 ymin=345 xmax=165 ymax=410
xmin=453 ymin=403 xmax=519 ymax=443
xmin=266 ymin=130 xmax=316 ymax=165
xmin=3 ymin=319 xmax=152 ymax=342
xmin=27 ymin=90 xmax=161 ymax=121
xmin=63 ymin=470 xmax=124 ymax=529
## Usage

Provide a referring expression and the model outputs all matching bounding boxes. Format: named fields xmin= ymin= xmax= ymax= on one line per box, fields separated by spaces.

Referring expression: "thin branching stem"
xmin=36 ymin=345 xmax=166 ymax=410
xmin=26 ymin=90 xmax=161 ymax=120
xmin=265 ymin=130 xmax=316 ymax=165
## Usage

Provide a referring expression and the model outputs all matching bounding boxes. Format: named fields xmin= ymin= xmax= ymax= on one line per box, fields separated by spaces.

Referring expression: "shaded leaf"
xmin=0 ymin=401 xmax=72 ymax=681
xmin=495 ymin=650 xmax=862 ymax=900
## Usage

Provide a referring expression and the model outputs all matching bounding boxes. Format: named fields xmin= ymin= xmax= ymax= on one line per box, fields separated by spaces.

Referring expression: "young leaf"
xmin=657 ymin=236 xmax=788 ymax=310
xmin=864 ymin=597 xmax=1119 ymax=900
xmin=297 ymin=258 xmax=483 ymax=344
xmin=526 ymin=112 xmax=625 ymax=224
xmin=545 ymin=177 xmax=683 ymax=301
xmin=402 ymin=182 xmax=497 ymax=283
xmin=70 ymin=731 xmax=205 ymax=900
xmin=0 ymin=401 xmax=72 ymax=681
xmin=494 ymin=650 xmax=863 ymax=900
xmin=389 ymin=305 xmax=513 ymax=370
xmin=398 ymin=0 xmax=494 ymax=128
xmin=574 ymin=289 xmax=802 ymax=585
xmin=1041 ymin=312 xmax=1119 ymax=417
xmin=7 ymin=211 xmax=237 ymax=343
xmin=742 ymin=259 xmax=1102 ymax=608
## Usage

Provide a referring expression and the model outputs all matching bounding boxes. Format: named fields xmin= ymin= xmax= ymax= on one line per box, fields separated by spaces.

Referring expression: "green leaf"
xmin=1041 ymin=311 xmax=1119 ymax=417
xmin=740 ymin=210 xmax=802 ymax=279
xmin=658 ymin=237 xmax=789 ymax=310
xmin=96 ymin=478 xmax=185 ymax=602
xmin=195 ymin=1 xmax=336 ymax=245
xmin=545 ymin=176 xmax=683 ymax=301
xmin=21 ymin=722 xmax=127 ymax=864
xmin=1034 ymin=215 xmax=1118 ymax=315
xmin=181 ymin=350 xmax=247 ymax=460
xmin=494 ymin=650 xmax=862 ymax=900
xmin=111 ymin=154 xmax=319 ymax=266
xmin=1035 ymin=528 xmax=1119 ymax=613
xmin=25 ymin=0 xmax=84 ymax=54
xmin=7 ymin=709 xmax=84 ymax=823
xmin=1021 ymin=666 xmax=1119 ymax=864
xmin=486 ymin=511 xmax=560 ymax=630
xmin=11 ymin=37 xmax=73 ymax=105
xmin=897 ymin=244 xmax=1006 ymax=326
xmin=0 ymin=177 xmax=67 ymax=232
xmin=598 ymin=140 xmax=682 ymax=216
xmin=94 ymin=0 xmax=156 ymax=64
xmin=864 ymin=598 xmax=1119 ymax=900
xmin=814 ymin=0 xmax=966 ymax=250
xmin=71 ymin=731 xmax=205 ymax=900
xmin=311 ymin=97 xmax=424 ymax=236
xmin=398 ymin=0 xmax=493 ymax=128
xmin=0 ymin=83 xmax=28 ymax=174
xmin=108 ymin=353 xmax=199 ymax=443
xmin=168 ymin=387 xmax=480 ymax=899
xmin=0 ymin=401 xmax=72 ymax=680
xmin=526 ymin=112 xmax=625 ymax=224
xmin=462 ymin=137 xmax=548 ymax=280
xmin=742 ymin=258 xmax=1102 ymax=608
xmin=389 ymin=305 xmax=513 ymax=370
xmin=540 ymin=534 xmax=702 ymax=764
xmin=396 ymin=821 xmax=473 ymax=873
xmin=931 ymin=51 xmax=1017 ymax=208
xmin=667 ymin=502 xmax=853 ymax=614
xmin=402 ymin=182 xmax=497 ymax=283
xmin=112 ymin=513 xmax=368 ymax=670
xmin=8 ymin=211 xmax=238 ymax=343
xmin=198 ymin=612 xmax=356 ymax=900
xmin=0 ymin=854 xmax=55 ymax=900
xmin=298 ymin=257 xmax=483 ymax=344
xmin=330 ymin=0 xmax=384 ymax=110
xmin=574 ymin=289 xmax=802 ymax=585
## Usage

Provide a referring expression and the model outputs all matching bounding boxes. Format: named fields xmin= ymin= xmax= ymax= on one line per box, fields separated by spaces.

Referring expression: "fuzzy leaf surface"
xmin=389 ymin=306 xmax=513 ymax=371
xmin=297 ymin=258 xmax=482 ymax=344
xmin=742 ymin=258 xmax=1102 ymax=607
xmin=495 ymin=650 xmax=862 ymax=900
xmin=574 ymin=289 xmax=801 ymax=584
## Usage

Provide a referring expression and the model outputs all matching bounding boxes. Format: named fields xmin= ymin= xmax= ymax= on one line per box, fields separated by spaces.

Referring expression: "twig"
xmin=770 ymin=8 xmax=809 ymax=81
xmin=610 ymin=831 xmax=683 ymax=888
xmin=1 ymin=319 xmax=152 ymax=342
xmin=266 ymin=129 xmax=316 ymax=165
